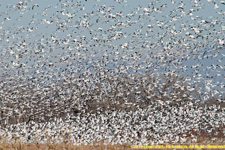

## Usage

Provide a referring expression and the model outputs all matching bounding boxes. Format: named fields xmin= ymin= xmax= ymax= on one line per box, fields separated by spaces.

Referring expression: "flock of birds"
xmin=0 ymin=0 xmax=225 ymax=145
xmin=1 ymin=101 xmax=224 ymax=145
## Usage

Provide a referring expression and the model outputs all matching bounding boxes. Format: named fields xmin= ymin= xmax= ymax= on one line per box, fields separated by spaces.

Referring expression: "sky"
xmin=0 ymin=0 xmax=225 ymax=100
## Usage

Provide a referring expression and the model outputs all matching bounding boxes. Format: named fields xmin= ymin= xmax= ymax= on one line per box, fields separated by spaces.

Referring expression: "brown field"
xmin=0 ymin=142 xmax=224 ymax=150
xmin=0 ymin=136 xmax=224 ymax=150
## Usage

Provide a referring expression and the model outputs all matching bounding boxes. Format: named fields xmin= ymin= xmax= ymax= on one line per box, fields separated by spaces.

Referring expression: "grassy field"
xmin=0 ymin=142 xmax=224 ymax=150
xmin=0 ymin=134 xmax=224 ymax=150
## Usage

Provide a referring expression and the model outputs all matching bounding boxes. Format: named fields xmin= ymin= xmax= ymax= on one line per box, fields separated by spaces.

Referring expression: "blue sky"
xmin=0 ymin=0 xmax=224 ymax=68
xmin=0 ymin=0 xmax=225 ymax=99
